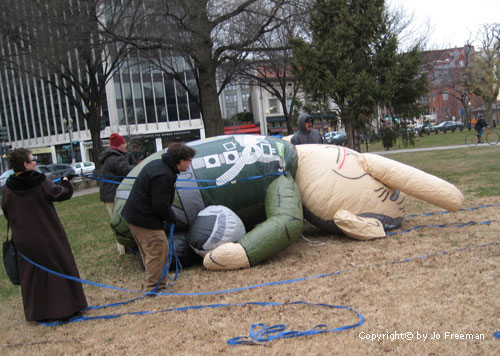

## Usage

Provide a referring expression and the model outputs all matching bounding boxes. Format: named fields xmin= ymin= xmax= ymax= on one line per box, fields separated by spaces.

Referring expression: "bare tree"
xmin=101 ymin=0 xmax=301 ymax=137
xmin=468 ymin=23 xmax=500 ymax=125
xmin=236 ymin=3 xmax=311 ymax=133
xmin=1 ymin=0 xmax=132 ymax=167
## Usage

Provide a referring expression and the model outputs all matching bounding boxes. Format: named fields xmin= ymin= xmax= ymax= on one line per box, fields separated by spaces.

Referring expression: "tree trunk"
xmin=86 ymin=102 xmax=103 ymax=168
xmin=345 ymin=118 xmax=354 ymax=149
xmin=197 ymin=63 xmax=224 ymax=138
xmin=484 ymin=100 xmax=494 ymax=126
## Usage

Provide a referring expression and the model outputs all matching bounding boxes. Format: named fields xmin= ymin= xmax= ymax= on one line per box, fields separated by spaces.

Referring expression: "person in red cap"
xmin=98 ymin=133 xmax=136 ymax=254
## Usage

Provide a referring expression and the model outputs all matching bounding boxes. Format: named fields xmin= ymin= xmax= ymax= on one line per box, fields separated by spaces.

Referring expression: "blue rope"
xmin=36 ymin=300 xmax=366 ymax=340
xmin=227 ymin=302 xmax=365 ymax=345
xmin=83 ymin=171 xmax=286 ymax=188
xmin=405 ymin=203 xmax=499 ymax=218
xmin=385 ymin=219 xmax=499 ymax=236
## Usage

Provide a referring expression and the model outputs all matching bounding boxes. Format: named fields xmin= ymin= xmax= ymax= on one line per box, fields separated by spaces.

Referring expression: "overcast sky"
xmin=388 ymin=0 xmax=500 ymax=49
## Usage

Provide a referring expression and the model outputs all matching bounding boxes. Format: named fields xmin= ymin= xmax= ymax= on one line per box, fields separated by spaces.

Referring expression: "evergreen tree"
xmin=291 ymin=0 xmax=427 ymax=150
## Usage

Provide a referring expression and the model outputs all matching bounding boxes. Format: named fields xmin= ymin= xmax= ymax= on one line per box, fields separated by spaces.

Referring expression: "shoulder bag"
xmin=3 ymin=222 xmax=20 ymax=285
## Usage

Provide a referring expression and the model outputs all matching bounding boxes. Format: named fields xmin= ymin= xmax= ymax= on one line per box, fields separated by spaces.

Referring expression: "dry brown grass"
xmin=1 ymin=148 xmax=499 ymax=355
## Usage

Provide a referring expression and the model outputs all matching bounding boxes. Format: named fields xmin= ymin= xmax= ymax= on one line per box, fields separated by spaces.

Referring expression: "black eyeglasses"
xmin=26 ymin=156 xmax=38 ymax=163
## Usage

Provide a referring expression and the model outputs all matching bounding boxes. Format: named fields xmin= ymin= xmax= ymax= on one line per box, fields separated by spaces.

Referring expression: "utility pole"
xmin=0 ymin=126 xmax=10 ymax=172
xmin=63 ymin=118 xmax=76 ymax=164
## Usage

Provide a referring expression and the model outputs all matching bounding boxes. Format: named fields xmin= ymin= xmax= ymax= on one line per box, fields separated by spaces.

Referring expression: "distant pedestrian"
xmin=121 ymin=142 xmax=195 ymax=293
xmin=290 ymin=113 xmax=324 ymax=145
xmin=2 ymin=148 xmax=87 ymax=322
xmin=98 ymin=133 xmax=136 ymax=254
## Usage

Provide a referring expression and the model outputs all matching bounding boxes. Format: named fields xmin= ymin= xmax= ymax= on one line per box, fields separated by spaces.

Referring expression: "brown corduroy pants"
xmin=127 ymin=223 xmax=169 ymax=290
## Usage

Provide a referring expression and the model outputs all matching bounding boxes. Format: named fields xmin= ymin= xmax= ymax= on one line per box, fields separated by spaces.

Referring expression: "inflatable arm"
xmin=203 ymin=174 xmax=303 ymax=270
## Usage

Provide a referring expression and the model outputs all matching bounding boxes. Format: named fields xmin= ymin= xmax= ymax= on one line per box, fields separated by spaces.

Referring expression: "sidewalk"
xmin=370 ymin=143 xmax=490 ymax=155
xmin=0 ymin=181 xmax=99 ymax=215
xmin=73 ymin=185 xmax=99 ymax=197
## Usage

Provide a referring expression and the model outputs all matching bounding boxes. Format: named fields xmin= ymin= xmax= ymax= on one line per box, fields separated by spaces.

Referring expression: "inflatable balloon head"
xmin=292 ymin=144 xmax=463 ymax=240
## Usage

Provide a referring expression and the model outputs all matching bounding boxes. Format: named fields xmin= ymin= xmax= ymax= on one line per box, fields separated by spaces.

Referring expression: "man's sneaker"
xmin=146 ymin=283 xmax=173 ymax=297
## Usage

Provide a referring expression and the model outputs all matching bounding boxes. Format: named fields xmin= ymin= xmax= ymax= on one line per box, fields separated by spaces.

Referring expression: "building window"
xmin=268 ymin=98 xmax=278 ymax=113
xmin=443 ymin=92 xmax=448 ymax=101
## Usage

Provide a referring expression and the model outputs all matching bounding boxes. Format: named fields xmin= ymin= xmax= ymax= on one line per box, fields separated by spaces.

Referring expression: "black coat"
xmin=121 ymin=154 xmax=179 ymax=229
xmin=1 ymin=171 xmax=87 ymax=321
xmin=475 ymin=118 xmax=488 ymax=131
xmin=98 ymin=147 xmax=136 ymax=202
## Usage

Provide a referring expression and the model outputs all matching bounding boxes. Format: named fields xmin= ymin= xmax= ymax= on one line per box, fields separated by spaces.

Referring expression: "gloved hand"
xmin=64 ymin=172 xmax=76 ymax=181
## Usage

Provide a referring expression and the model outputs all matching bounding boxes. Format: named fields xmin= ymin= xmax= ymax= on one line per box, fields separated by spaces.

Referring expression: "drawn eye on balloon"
xmin=373 ymin=186 xmax=406 ymax=210
xmin=326 ymin=146 xmax=368 ymax=180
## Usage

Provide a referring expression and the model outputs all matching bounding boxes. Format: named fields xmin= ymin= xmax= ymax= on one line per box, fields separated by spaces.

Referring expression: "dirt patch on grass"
xmin=1 ymin=196 xmax=499 ymax=354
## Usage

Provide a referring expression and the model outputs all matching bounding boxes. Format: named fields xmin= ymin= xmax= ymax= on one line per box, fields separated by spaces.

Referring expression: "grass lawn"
xmin=0 ymin=143 xmax=499 ymax=355
xmin=359 ymin=128 xmax=485 ymax=152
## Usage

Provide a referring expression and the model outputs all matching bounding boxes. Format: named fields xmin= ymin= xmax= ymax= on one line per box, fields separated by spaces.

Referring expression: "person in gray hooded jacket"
xmin=290 ymin=113 xmax=324 ymax=145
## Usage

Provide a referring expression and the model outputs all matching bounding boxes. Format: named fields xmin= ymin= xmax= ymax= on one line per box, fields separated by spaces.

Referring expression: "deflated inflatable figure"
xmin=110 ymin=135 xmax=463 ymax=271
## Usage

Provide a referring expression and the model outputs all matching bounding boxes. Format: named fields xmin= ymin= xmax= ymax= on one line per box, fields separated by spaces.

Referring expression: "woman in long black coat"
xmin=1 ymin=148 xmax=87 ymax=322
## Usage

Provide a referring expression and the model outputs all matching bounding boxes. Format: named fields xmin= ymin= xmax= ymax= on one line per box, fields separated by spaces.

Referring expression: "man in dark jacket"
xmin=98 ymin=133 xmax=136 ymax=254
xmin=290 ymin=112 xmax=324 ymax=145
xmin=121 ymin=142 xmax=196 ymax=293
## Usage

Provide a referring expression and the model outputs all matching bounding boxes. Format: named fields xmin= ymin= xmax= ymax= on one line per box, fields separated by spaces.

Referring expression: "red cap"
xmin=109 ymin=133 xmax=125 ymax=149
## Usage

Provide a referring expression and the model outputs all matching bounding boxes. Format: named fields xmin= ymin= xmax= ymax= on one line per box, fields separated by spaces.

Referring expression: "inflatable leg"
xmin=204 ymin=175 xmax=303 ymax=270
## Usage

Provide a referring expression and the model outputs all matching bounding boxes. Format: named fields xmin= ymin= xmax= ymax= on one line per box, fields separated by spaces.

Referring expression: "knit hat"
xmin=109 ymin=133 xmax=125 ymax=149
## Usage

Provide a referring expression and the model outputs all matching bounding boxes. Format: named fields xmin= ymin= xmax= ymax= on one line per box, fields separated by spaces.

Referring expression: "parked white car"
xmin=72 ymin=162 xmax=95 ymax=176
xmin=0 ymin=169 xmax=14 ymax=193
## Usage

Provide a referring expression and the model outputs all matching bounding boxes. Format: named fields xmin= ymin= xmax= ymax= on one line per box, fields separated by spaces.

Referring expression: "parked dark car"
xmin=331 ymin=132 xmax=347 ymax=145
xmin=37 ymin=164 xmax=75 ymax=180
xmin=433 ymin=121 xmax=464 ymax=133
xmin=324 ymin=131 xmax=341 ymax=144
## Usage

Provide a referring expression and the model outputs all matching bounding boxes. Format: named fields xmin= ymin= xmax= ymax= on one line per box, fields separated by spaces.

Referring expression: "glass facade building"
xmin=0 ymin=42 xmax=204 ymax=166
